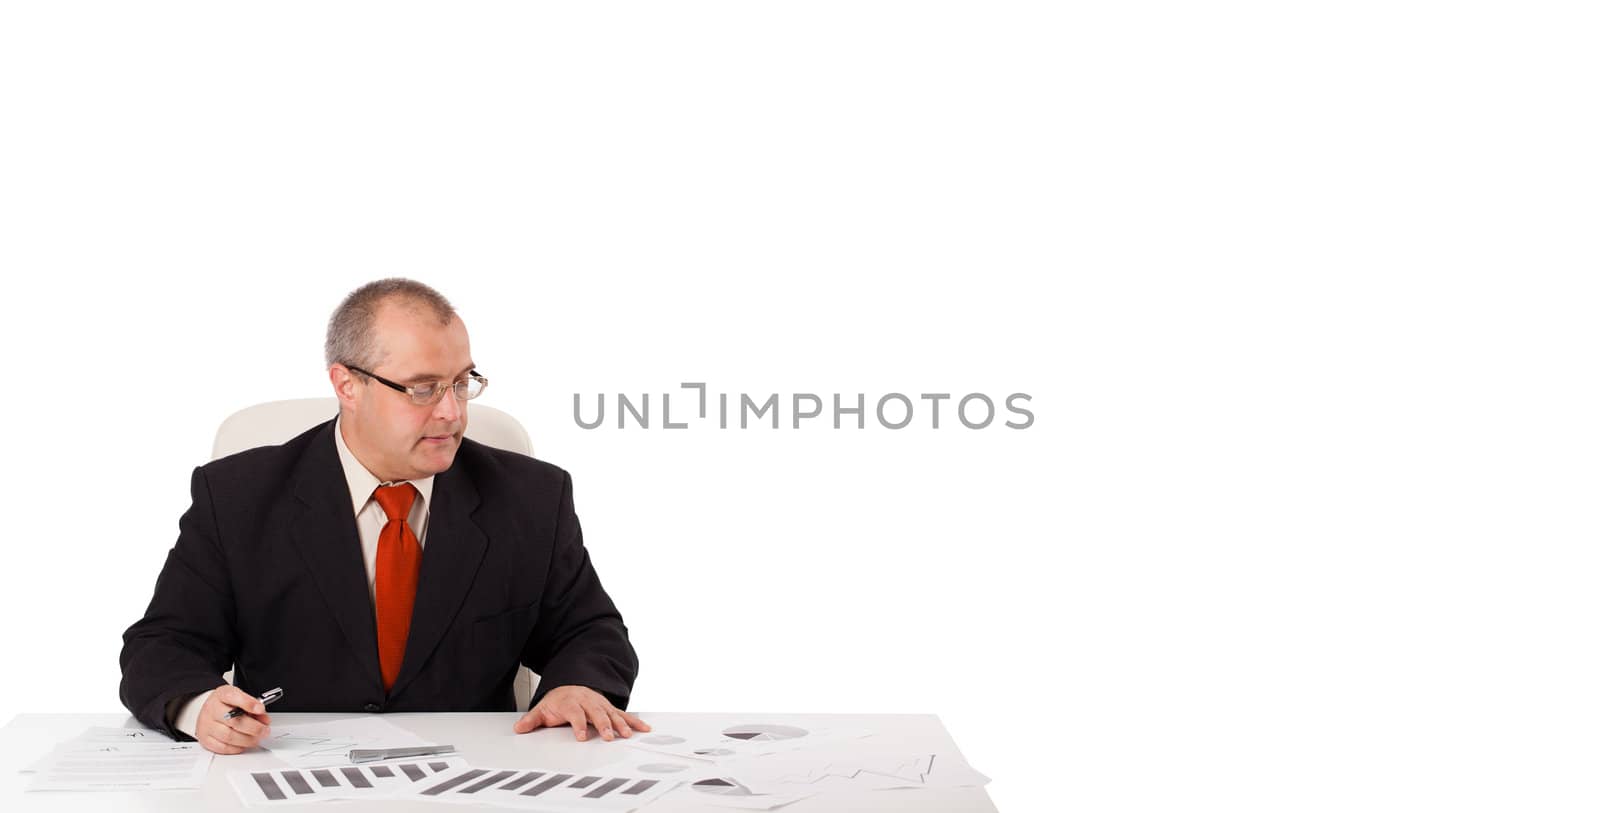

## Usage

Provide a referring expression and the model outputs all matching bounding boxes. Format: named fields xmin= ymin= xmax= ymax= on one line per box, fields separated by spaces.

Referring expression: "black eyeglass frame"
xmin=343 ymin=363 xmax=488 ymax=405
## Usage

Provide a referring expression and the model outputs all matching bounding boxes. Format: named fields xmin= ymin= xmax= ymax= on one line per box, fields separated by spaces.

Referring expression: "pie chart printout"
xmin=693 ymin=778 xmax=756 ymax=796
xmin=721 ymin=724 xmax=809 ymax=742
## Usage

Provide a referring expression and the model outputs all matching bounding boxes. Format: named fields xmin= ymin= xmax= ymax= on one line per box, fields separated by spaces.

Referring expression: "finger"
xmin=217 ymin=686 xmax=267 ymax=716
xmin=619 ymin=712 xmax=651 ymax=732
xmin=201 ymin=731 xmax=244 ymax=755
xmin=222 ymin=719 xmax=268 ymax=745
xmin=563 ymin=707 xmax=590 ymax=741
xmin=228 ymin=688 xmax=267 ymax=716
xmin=513 ymin=710 xmax=544 ymax=733
xmin=608 ymin=709 xmax=632 ymax=738
xmin=224 ymin=713 xmax=271 ymax=740
xmin=586 ymin=705 xmax=616 ymax=741
xmin=544 ymin=706 xmax=568 ymax=726
xmin=203 ymin=736 xmax=243 ymax=755
xmin=213 ymin=705 xmax=269 ymax=729
xmin=206 ymin=721 xmax=256 ymax=749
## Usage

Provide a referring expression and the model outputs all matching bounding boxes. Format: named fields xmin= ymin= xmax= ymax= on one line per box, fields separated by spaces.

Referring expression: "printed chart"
xmin=401 ymin=763 xmax=679 ymax=810
xmin=230 ymin=758 xmax=465 ymax=806
xmin=626 ymin=720 xmax=871 ymax=763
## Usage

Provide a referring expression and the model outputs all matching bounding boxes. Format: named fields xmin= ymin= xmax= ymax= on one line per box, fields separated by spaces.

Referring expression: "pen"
xmin=224 ymin=687 xmax=283 ymax=720
xmin=349 ymin=745 xmax=458 ymax=763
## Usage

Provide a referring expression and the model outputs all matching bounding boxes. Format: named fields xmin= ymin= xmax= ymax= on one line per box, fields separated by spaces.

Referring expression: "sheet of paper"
xmin=592 ymin=749 xmax=721 ymax=782
xmin=21 ymin=726 xmax=180 ymax=773
xmin=229 ymin=757 xmax=466 ymax=806
xmin=26 ymin=736 xmax=212 ymax=791
xmin=398 ymin=762 xmax=681 ymax=811
xmin=258 ymin=716 xmax=435 ymax=767
xmin=622 ymin=718 xmax=873 ymax=763
xmin=59 ymin=726 xmax=176 ymax=745
xmin=665 ymin=776 xmax=817 ymax=810
xmin=594 ymin=750 xmax=815 ymax=810
xmin=728 ymin=750 xmax=991 ymax=794
xmin=607 ymin=735 xmax=987 ymax=808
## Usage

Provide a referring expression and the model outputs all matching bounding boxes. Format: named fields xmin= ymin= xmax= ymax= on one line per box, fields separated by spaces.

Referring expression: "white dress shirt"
xmin=174 ymin=415 xmax=435 ymax=739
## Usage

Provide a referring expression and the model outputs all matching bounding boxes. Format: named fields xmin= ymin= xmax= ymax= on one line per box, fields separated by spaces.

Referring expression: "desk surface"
xmin=0 ymin=712 xmax=996 ymax=812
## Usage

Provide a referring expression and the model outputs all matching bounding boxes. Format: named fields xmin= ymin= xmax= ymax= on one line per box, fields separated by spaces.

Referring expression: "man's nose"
xmin=433 ymin=387 xmax=463 ymax=423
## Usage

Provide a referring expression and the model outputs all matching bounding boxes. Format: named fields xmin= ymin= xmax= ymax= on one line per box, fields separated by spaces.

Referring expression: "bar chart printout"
xmin=407 ymin=763 xmax=679 ymax=810
xmin=229 ymin=758 xmax=465 ymax=806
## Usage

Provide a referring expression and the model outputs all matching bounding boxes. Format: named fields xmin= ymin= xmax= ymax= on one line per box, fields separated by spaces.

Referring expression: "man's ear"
xmin=329 ymin=364 xmax=359 ymax=410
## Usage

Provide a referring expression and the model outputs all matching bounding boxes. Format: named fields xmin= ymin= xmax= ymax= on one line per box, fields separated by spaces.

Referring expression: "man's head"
xmin=325 ymin=279 xmax=475 ymax=482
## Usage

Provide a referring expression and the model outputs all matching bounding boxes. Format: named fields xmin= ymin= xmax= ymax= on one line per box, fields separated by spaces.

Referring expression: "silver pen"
xmin=348 ymin=745 xmax=458 ymax=763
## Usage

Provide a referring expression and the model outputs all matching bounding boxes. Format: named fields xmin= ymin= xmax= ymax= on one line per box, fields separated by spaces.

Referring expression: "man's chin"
xmin=414 ymin=439 xmax=460 ymax=473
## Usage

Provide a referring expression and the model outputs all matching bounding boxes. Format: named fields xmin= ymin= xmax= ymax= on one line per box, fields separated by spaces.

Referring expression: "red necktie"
xmin=373 ymin=483 xmax=422 ymax=692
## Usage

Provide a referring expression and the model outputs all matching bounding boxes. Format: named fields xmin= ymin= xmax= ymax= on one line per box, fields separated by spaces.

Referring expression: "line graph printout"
xmin=258 ymin=717 xmax=435 ymax=767
xmin=730 ymin=751 xmax=991 ymax=794
xmin=229 ymin=758 xmax=466 ymax=806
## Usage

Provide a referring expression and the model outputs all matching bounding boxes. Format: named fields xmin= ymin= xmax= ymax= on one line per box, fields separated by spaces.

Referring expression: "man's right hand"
xmin=194 ymin=685 xmax=272 ymax=755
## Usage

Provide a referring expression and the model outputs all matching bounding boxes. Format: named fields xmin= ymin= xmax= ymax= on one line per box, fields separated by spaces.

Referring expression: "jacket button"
xmin=363 ymin=703 xmax=381 ymax=713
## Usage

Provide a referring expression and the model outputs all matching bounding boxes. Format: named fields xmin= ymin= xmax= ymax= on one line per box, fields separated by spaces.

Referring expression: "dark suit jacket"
xmin=119 ymin=417 xmax=639 ymax=739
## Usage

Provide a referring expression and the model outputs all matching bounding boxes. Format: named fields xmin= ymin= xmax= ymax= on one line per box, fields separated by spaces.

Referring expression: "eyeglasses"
xmin=344 ymin=364 xmax=488 ymax=405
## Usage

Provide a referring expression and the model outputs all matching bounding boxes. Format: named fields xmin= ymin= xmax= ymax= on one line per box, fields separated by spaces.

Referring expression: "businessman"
xmin=120 ymin=278 xmax=646 ymax=755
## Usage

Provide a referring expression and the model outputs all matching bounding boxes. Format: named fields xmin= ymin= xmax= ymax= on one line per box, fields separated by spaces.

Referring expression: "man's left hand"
xmin=512 ymin=685 xmax=651 ymax=742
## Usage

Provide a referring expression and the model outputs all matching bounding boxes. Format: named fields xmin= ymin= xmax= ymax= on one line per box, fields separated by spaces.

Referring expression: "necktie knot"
xmin=373 ymin=483 xmax=417 ymax=522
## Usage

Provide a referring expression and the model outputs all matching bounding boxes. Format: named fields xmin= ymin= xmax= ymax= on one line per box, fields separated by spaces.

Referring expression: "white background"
xmin=1 ymin=2 xmax=1596 ymax=810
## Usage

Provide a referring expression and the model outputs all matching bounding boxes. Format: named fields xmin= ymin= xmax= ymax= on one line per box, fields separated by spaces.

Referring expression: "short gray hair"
xmin=325 ymin=278 xmax=457 ymax=373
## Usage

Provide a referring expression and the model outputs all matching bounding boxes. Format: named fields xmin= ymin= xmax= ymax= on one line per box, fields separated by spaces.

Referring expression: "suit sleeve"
xmin=523 ymin=470 xmax=640 ymax=711
xmin=119 ymin=466 xmax=238 ymax=739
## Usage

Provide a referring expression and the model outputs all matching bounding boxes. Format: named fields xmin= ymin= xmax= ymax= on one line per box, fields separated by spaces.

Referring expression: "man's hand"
xmin=195 ymin=685 xmax=273 ymax=755
xmin=513 ymin=685 xmax=650 ymax=742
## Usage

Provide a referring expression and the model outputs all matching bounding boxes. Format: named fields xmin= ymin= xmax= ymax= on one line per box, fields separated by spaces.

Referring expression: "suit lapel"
xmin=288 ymin=420 xmax=384 ymax=694
xmin=388 ymin=460 xmax=488 ymax=699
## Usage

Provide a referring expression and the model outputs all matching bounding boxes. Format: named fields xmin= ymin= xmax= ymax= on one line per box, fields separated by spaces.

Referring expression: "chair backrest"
xmin=213 ymin=397 xmax=533 ymax=459
xmin=212 ymin=397 xmax=539 ymax=710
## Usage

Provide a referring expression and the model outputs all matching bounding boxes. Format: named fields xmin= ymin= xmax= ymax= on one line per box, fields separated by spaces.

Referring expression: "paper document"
xmin=594 ymin=750 xmax=814 ymax=810
xmin=231 ymin=758 xmax=678 ymax=811
xmin=259 ymin=716 xmax=434 ymax=767
xmin=26 ymin=726 xmax=212 ymax=791
xmin=21 ymin=726 xmax=176 ymax=772
xmin=622 ymin=718 xmax=872 ymax=763
xmin=400 ymin=762 xmax=680 ymax=811
xmin=729 ymin=750 xmax=990 ymax=793
xmin=230 ymin=757 xmax=466 ymax=806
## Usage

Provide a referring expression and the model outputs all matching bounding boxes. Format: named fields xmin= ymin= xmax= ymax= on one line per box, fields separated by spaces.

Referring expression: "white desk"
xmin=0 ymin=712 xmax=996 ymax=812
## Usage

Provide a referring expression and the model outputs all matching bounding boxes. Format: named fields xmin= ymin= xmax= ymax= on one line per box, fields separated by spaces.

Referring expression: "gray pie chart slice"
xmin=692 ymin=778 xmax=755 ymax=796
xmin=721 ymin=724 xmax=809 ymax=742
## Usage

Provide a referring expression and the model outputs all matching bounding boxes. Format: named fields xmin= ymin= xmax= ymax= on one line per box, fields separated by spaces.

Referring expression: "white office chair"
xmin=213 ymin=397 xmax=540 ymax=711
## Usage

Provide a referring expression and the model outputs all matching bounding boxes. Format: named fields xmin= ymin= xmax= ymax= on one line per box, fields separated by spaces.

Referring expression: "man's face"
xmin=332 ymin=303 xmax=474 ymax=482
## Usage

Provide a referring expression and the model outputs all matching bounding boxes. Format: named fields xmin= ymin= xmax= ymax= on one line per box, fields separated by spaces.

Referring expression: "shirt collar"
xmin=333 ymin=414 xmax=436 ymax=518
